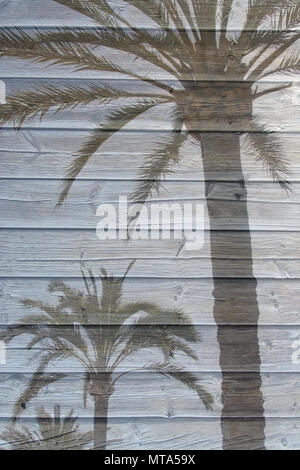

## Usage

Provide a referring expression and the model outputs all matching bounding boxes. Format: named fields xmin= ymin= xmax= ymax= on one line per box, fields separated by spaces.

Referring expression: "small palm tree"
xmin=1 ymin=262 xmax=212 ymax=449
xmin=1 ymin=405 xmax=92 ymax=450
xmin=0 ymin=0 xmax=299 ymax=449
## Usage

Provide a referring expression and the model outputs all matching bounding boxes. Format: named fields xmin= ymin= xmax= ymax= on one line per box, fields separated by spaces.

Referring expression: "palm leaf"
xmin=0 ymin=83 xmax=167 ymax=129
xmin=144 ymin=362 xmax=214 ymax=410
xmin=259 ymin=50 xmax=300 ymax=78
xmin=36 ymin=27 xmax=181 ymax=78
xmin=53 ymin=0 xmax=121 ymax=28
xmin=2 ymin=406 xmax=92 ymax=450
xmin=243 ymin=119 xmax=292 ymax=191
xmin=58 ymin=98 xmax=167 ymax=204
xmin=12 ymin=368 xmax=66 ymax=421
xmin=129 ymin=130 xmax=187 ymax=207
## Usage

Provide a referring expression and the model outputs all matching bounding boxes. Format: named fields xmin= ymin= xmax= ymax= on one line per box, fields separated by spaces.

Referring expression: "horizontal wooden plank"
xmin=0 ymin=129 xmax=298 ymax=182
xmin=1 ymin=277 xmax=300 ymax=326
xmin=1 ymin=415 xmax=299 ymax=450
xmin=0 ymin=180 xmax=299 ymax=231
xmin=1 ymin=230 xmax=300 ymax=280
xmin=1 ymin=325 xmax=300 ymax=373
xmin=0 ymin=0 xmax=297 ymax=32
xmin=1 ymin=229 xmax=300 ymax=259
xmin=0 ymin=415 xmax=300 ymax=450
xmin=0 ymin=49 xmax=299 ymax=82
xmin=1 ymin=372 xmax=300 ymax=419
xmin=1 ymin=79 xmax=300 ymax=132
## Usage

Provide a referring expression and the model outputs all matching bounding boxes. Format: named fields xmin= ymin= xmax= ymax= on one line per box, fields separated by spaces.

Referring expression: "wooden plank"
xmin=1 ymin=79 xmax=299 ymax=131
xmin=2 ymin=252 xmax=300 ymax=279
xmin=2 ymin=229 xmax=300 ymax=260
xmin=0 ymin=129 xmax=299 ymax=182
xmin=0 ymin=415 xmax=299 ymax=450
xmin=0 ymin=51 xmax=299 ymax=82
xmin=1 ymin=277 xmax=300 ymax=326
xmin=1 ymin=325 xmax=300 ymax=373
xmin=0 ymin=179 xmax=299 ymax=231
xmin=1 ymin=229 xmax=300 ymax=279
xmin=0 ymin=0 xmax=297 ymax=31
xmin=1 ymin=371 xmax=300 ymax=419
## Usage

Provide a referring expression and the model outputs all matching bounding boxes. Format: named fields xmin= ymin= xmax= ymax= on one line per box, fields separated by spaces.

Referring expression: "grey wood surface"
xmin=1 ymin=372 xmax=300 ymax=418
xmin=1 ymin=277 xmax=300 ymax=326
xmin=0 ymin=0 xmax=300 ymax=450
xmin=1 ymin=129 xmax=299 ymax=182
xmin=2 ymin=325 xmax=300 ymax=373
xmin=0 ymin=0 xmax=298 ymax=31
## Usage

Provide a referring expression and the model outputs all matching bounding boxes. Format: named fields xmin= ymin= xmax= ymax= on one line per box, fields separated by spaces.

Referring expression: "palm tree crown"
xmin=0 ymin=405 xmax=93 ymax=450
xmin=0 ymin=0 xmax=298 ymax=202
xmin=0 ymin=262 xmax=212 ymax=448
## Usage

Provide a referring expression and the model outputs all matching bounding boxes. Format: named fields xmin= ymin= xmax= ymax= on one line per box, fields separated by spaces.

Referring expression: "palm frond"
xmin=58 ymin=98 xmax=167 ymax=204
xmin=259 ymin=50 xmax=300 ymax=78
xmin=129 ymin=131 xmax=187 ymax=207
xmin=243 ymin=119 xmax=292 ymax=191
xmin=0 ymin=83 xmax=166 ymax=129
xmin=117 ymin=301 xmax=191 ymax=325
xmin=53 ymin=0 xmax=121 ymax=28
xmin=36 ymin=27 xmax=181 ymax=78
xmin=144 ymin=362 xmax=214 ymax=410
xmin=12 ymin=368 xmax=66 ymax=421
xmin=2 ymin=406 xmax=92 ymax=450
xmin=244 ymin=0 xmax=299 ymax=31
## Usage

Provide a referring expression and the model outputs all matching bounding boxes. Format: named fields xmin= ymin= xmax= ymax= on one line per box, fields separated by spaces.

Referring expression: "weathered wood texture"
xmin=2 ymin=277 xmax=300 ymax=325
xmin=0 ymin=415 xmax=300 ymax=450
xmin=1 ymin=372 xmax=300 ymax=418
xmin=2 ymin=325 xmax=300 ymax=373
xmin=0 ymin=0 xmax=300 ymax=450
xmin=0 ymin=0 xmax=298 ymax=31
xmin=1 ymin=130 xmax=299 ymax=182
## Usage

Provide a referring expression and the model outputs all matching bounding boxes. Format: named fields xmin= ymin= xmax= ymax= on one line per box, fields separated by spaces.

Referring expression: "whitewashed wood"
xmin=0 ymin=0 xmax=297 ymax=31
xmin=2 ymin=325 xmax=300 ymax=373
xmin=1 ymin=229 xmax=300 ymax=259
xmin=0 ymin=179 xmax=299 ymax=230
xmin=0 ymin=415 xmax=299 ymax=450
xmin=1 ymin=230 xmax=300 ymax=279
xmin=1 ymin=372 xmax=300 ymax=419
xmin=2 ymin=80 xmax=300 ymax=132
xmin=0 ymin=53 xmax=299 ymax=82
xmin=2 ymin=255 xmax=300 ymax=279
xmin=0 ymin=129 xmax=298 ymax=182
xmin=2 ymin=277 xmax=300 ymax=326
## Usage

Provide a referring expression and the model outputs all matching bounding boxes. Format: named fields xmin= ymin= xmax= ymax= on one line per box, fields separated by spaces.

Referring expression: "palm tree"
xmin=0 ymin=0 xmax=299 ymax=449
xmin=0 ymin=405 xmax=93 ymax=450
xmin=0 ymin=262 xmax=212 ymax=449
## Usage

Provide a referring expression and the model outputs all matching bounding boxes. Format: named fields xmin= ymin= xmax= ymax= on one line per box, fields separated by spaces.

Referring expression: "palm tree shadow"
xmin=0 ymin=262 xmax=213 ymax=450
xmin=0 ymin=0 xmax=298 ymax=450
xmin=0 ymin=405 xmax=93 ymax=450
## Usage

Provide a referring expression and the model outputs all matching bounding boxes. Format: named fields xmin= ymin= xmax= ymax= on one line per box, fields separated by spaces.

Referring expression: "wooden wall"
xmin=0 ymin=0 xmax=300 ymax=450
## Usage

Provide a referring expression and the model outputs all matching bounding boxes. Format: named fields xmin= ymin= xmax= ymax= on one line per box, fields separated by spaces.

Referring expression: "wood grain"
xmin=0 ymin=0 xmax=298 ymax=31
xmin=0 ymin=179 xmax=299 ymax=231
xmin=1 ymin=371 xmax=300 ymax=419
xmin=2 ymin=79 xmax=300 ymax=131
xmin=0 ymin=129 xmax=299 ymax=182
xmin=1 ymin=325 xmax=300 ymax=373
xmin=2 ymin=277 xmax=300 ymax=326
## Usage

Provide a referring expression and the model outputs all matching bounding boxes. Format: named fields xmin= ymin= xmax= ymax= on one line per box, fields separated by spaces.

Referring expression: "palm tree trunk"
xmin=194 ymin=131 xmax=265 ymax=450
xmin=92 ymin=373 xmax=111 ymax=450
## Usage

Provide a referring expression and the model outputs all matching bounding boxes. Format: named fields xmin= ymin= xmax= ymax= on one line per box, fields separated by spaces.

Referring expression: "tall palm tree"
xmin=0 ymin=0 xmax=299 ymax=449
xmin=1 ymin=263 xmax=212 ymax=449
xmin=1 ymin=405 xmax=93 ymax=450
